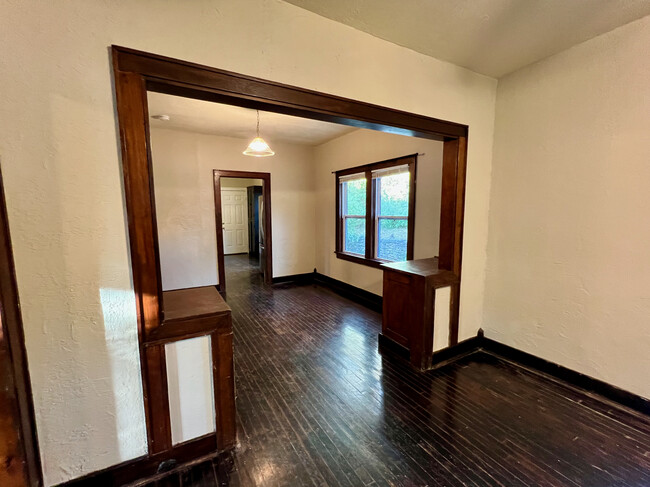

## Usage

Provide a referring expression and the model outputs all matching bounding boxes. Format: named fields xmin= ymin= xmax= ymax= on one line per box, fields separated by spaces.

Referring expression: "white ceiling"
xmin=284 ymin=0 xmax=650 ymax=78
xmin=147 ymin=92 xmax=356 ymax=146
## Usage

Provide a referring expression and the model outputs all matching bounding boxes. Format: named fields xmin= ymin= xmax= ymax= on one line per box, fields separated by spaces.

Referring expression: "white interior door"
xmin=221 ymin=188 xmax=249 ymax=254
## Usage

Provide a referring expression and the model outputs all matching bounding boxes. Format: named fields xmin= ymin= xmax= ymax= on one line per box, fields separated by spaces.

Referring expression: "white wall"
xmin=221 ymin=177 xmax=264 ymax=188
xmin=151 ymin=127 xmax=315 ymax=288
xmin=314 ymin=129 xmax=444 ymax=295
xmin=0 ymin=0 xmax=496 ymax=483
xmin=152 ymin=128 xmax=314 ymax=445
xmin=484 ymin=16 xmax=650 ymax=399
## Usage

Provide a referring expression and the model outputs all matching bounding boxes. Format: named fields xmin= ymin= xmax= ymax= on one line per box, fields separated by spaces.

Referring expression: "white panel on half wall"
xmin=165 ymin=336 xmax=215 ymax=445
xmin=433 ymin=286 xmax=451 ymax=352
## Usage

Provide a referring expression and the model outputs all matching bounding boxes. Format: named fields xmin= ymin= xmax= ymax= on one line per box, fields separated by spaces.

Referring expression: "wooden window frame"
xmin=111 ymin=45 xmax=468 ymax=457
xmin=335 ymin=154 xmax=417 ymax=268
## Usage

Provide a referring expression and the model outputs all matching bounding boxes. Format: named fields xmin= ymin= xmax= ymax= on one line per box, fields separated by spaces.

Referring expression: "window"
xmin=336 ymin=154 xmax=416 ymax=267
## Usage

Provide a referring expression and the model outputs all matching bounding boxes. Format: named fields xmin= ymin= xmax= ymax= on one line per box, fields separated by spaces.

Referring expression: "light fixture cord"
xmin=256 ymin=110 xmax=260 ymax=137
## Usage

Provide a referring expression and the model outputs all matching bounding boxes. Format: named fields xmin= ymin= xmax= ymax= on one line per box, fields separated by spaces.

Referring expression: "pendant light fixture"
xmin=243 ymin=110 xmax=274 ymax=157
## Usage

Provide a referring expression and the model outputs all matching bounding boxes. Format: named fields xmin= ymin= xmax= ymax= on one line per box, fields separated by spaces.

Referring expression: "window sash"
xmin=340 ymin=178 xmax=366 ymax=217
xmin=374 ymin=216 xmax=409 ymax=261
xmin=336 ymin=154 xmax=416 ymax=265
xmin=342 ymin=216 xmax=366 ymax=256
xmin=371 ymin=164 xmax=409 ymax=179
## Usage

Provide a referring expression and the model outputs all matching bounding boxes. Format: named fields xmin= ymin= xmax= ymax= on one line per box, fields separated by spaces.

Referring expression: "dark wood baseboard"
xmin=380 ymin=329 xmax=649 ymax=416
xmin=313 ymin=272 xmax=382 ymax=313
xmin=57 ymin=433 xmax=219 ymax=487
xmin=378 ymin=332 xmax=483 ymax=370
xmin=271 ymin=273 xmax=315 ymax=285
xmin=428 ymin=334 xmax=484 ymax=370
xmin=480 ymin=338 xmax=650 ymax=416
xmin=271 ymin=271 xmax=383 ymax=313
xmin=378 ymin=333 xmax=410 ymax=361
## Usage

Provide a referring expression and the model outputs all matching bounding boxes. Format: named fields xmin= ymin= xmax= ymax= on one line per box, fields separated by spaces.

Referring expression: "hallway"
xmin=138 ymin=255 xmax=650 ymax=487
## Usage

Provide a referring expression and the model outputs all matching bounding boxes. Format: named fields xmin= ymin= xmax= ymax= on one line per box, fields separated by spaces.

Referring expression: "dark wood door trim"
xmin=213 ymin=170 xmax=272 ymax=293
xmin=111 ymin=45 xmax=468 ymax=452
xmin=113 ymin=47 xmax=466 ymax=140
xmin=0 ymin=167 xmax=42 ymax=486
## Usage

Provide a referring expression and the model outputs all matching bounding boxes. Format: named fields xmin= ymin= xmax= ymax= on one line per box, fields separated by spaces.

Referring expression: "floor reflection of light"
xmin=325 ymin=318 xmax=384 ymax=424
xmin=254 ymin=460 xmax=276 ymax=485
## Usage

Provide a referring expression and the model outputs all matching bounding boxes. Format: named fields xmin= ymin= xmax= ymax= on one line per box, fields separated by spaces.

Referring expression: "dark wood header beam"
xmin=111 ymin=44 xmax=468 ymax=455
xmin=114 ymin=46 xmax=467 ymax=140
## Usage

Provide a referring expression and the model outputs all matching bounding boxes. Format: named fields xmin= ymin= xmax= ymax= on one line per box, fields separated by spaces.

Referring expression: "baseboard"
xmin=272 ymin=271 xmax=383 ymax=313
xmin=57 ymin=433 xmax=219 ymax=487
xmin=428 ymin=335 xmax=484 ymax=370
xmin=378 ymin=333 xmax=410 ymax=360
xmin=271 ymin=273 xmax=314 ymax=285
xmin=378 ymin=330 xmax=649 ymax=416
xmin=313 ymin=272 xmax=382 ymax=313
xmin=378 ymin=333 xmax=483 ymax=370
xmin=479 ymin=338 xmax=650 ymax=416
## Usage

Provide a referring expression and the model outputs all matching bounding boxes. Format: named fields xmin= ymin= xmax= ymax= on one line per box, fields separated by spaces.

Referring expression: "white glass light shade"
xmin=243 ymin=136 xmax=275 ymax=157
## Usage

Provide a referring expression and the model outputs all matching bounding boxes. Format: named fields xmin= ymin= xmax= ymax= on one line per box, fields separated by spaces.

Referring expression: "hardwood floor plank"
xmin=145 ymin=255 xmax=650 ymax=487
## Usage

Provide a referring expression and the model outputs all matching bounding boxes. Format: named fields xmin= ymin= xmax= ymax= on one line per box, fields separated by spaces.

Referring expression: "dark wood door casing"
xmin=0 ymin=168 xmax=42 ymax=487
xmin=213 ymin=171 xmax=272 ymax=294
xmin=111 ymin=45 xmax=468 ymax=452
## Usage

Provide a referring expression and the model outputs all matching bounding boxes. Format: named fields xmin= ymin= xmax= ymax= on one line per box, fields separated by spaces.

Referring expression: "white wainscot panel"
xmin=165 ymin=336 xmax=215 ymax=444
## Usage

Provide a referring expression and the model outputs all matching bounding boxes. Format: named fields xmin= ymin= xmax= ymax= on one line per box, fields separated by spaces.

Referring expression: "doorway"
xmin=213 ymin=170 xmax=272 ymax=294
xmin=112 ymin=45 xmax=467 ymax=458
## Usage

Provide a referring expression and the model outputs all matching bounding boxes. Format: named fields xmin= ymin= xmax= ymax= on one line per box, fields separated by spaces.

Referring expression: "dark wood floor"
xmin=136 ymin=254 xmax=650 ymax=487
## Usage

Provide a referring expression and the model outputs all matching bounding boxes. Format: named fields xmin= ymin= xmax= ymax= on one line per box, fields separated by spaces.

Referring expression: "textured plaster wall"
xmin=484 ymin=16 xmax=650 ymax=399
xmin=313 ymin=129 xmax=445 ymax=295
xmin=0 ymin=0 xmax=496 ymax=483
xmin=152 ymin=128 xmax=314 ymax=445
xmin=151 ymin=127 xmax=316 ymax=288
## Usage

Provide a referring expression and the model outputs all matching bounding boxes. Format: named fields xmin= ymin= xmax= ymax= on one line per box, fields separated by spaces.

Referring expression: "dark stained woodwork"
xmin=142 ymin=345 xmax=172 ymax=454
xmin=112 ymin=67 xmax=163 ymax=339
xmin=246 ymin=186 xmax=263 ymax=255
xmin=335 ymin=153 xmax=419 ymax=177
xmin=58 ymin=434 xmax=219 ymax=487
xmin=381 ymin=258 xmax=459 ymax=370
xmin=213 ymin=170 xmax=272 ymax=294
xmin=312 ymin=272 xmax=383 ymax=312
xmin=162 ymin=286 xmax=231 ymax=322
xmin=114 ymin=47 xmax=467 ymax=140
xmin=407 ymin=161 xmax=417 ymax=261
xmin=438 ymin=138 xmax=459 ymax=273
xmin=112 ymin=64 xmax=168 ymax=455
xmin=364 ymin=169 xmax=374 ymax=261
xmin=211 ymin=331 xmax=236 ymax=451
xmin=481 ymin=337 xmax=650 ymax=416
xmin=147 ymin=287 xmax=232 ymax=345
xmin=132 ymin=255 xmax=650 ymax=487
xmin=0 ymin=168 xmax=42 ymax=487
xmin=60 ymin=256 xmax=650 ymax=486
xmin=150 ymin=287 xmax=236 ymax=453
xmin=439 ymin=136 xmax=467 ymax=345
xmin=335 ymin=154 xmax=417 ymax=267
xmin=111 ymin=45 xmax=468 ymax=468
xmin=60 ymin=287 xmax=236 ymax=486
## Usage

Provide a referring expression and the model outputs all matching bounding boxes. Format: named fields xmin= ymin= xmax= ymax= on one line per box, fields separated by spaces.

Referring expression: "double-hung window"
xmin=336 ymin=154 xmax=416 ymax=267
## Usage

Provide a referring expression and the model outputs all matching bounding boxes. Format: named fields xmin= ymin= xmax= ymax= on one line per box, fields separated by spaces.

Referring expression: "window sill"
xmin=334 ymin=251 xmax=389 ymax=269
